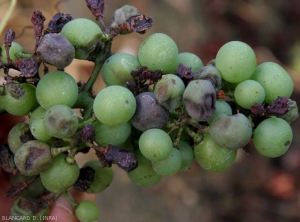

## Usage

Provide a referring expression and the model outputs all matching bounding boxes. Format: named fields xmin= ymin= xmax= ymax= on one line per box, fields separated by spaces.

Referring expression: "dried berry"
xmin=73 ymin=166 xmax=95 ymax=192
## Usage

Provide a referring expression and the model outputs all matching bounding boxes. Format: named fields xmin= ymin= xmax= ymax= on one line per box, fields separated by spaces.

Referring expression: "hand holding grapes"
xmin=0 ymin=112 xmax=96 ymax=222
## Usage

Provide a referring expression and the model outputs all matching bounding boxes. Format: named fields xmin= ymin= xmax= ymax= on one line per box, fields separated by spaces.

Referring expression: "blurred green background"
xmin=1 ymin=0 xmax=300 ymax=221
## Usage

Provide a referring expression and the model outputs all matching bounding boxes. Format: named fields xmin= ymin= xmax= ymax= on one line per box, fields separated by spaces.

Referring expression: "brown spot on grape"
xmin=285 ymin=140 xmax=291 ymax=146
xmin=25 ymin=147 xmax=46 ymax=170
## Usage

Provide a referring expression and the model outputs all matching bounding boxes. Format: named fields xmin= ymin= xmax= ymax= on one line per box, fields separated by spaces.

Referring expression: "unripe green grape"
xmin=138 ymin=33 xmax=178 ymax=74
xmin=93 ymin=85 xmax=136 ymax=126
xmin=177 ymin=141 xmax=194 ymax=172
xmin=210 ymin=113 xmax=252 ymax=150
xmin=1 ymin=42 xmax=24 ymax=64
xmin=30 ymin=118 xmax=52 ymax=141
xmin=253 ymin=117 xmax=292 ymax=158
xmin=101 ymin=53 xmax=139 ymax=86
xmin=36 ymin=71 xmax=78 ymax=109
xmin=152 ymin=148 xmax=183 ymax=176
xmin=207 ymin=99 xmax=232 ymax=124
xmin=251 ymin=62 xmax=294 ymax=104
xmin=29 ymin=106 xmax=47 ymax=125
xmin=93 ymin=121 xmax=131 ymax=146
xmin=234 ymin=80 xmax=265 ymax=109
xmin=4 ymin=83 xmax=38 ymax=116
xmin=183 ymin=79 xmax=216 ymax=121
xmin=83 ymin=160 xmax=114 ymax=193
xmin=43 ymin=104 xmax=78 ymax=138
xmin=194 ymin=133 xmax=237 ymax=172
xmin=177 ymin=52 xmax=203 ymax=72
xmin=60 ymin=18 xmax=103 ymax=59
xmin=14 ymin=140 xmax=52 ymax=176
xmin=127 ymin=150 xmax=162 ymax=187
xmin=8 ymin=122 xmax=32 ymax=153
xmin=139 ymin=128 xmax=172 ymax=161
xmin=216 ymin=41 xmax=256 ymax=83
xmin=75 ymin=200 xmax=99 ymax=222
xmin=40 ymin=154 xmax=80 ymax=193
xmin=11 ymin=197 xmax=49 ymax=222
xmin=154 ymin=74 xmax=185 ymax=110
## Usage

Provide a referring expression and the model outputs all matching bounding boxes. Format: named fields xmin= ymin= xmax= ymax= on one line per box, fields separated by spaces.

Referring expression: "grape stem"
xmin=76 ymin=40 xmax=112 ymax=120
xmin=184 ymin=127 xmax=203 ymax=145
xmin=78 ymin=114 xmax=97 ymax=129
xmin=63 ymin=192 xmax=78 ymax=209
xmin=51 ymin=145 xmax=76 ymax=157
xmin=172 ymin=126 xmax=183 ymax=148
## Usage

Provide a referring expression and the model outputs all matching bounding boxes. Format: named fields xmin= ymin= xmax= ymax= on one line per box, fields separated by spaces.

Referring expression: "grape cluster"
xmin=0 ymin=1 xmax=298 ymax=221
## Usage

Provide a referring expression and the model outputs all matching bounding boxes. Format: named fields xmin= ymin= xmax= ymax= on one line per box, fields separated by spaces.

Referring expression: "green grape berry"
xmin=251 ymin=62 xmax=294 ymax=104
xmin=83 ymin=160 xmax=114 ymax=193
xmin=234 ymin=80 xmax=265 ymax=109
xmin=138 ymin=33 xmax=178 ymax=74
xmin=209 ymin=113 xmax=252 ymax=150
xmin=75 ymin=200 xmax=99 ymax=222
xmin=1 ymin=42 xmax=24 ymax=64
xmin=93 ymin=85 xmax=136 ymax=126
xmin=127 ymin=150 xmax=162 ymax=187
xmin=216 ymin=41 xmax=256 ymax=83
xmin=4 ymin=83 xmax=38 ymax=116
xmin=101 ymin=53 xmax=139 ymax=86
xmin=139 ymin=128 xmax=172 ymax=161
xmin=152 ymin=148 xmax=183 ymax=176
xmin=40 ymin=154 xmax=80 ymax=193
xmin=29 ymin=106 xmax=47 ymax=125
xmin=43 ymin=104 xmax=78 ymax=139
xmin=8 ymin=122 xmax=32 ymax=153
xmin=93 ymin=121 xmax=131 ymax=146
xmin=60 ymin=18 xmax=103 ymax=59
xmin=253 ymin=117 xmax=293 ymax=158
xmin=207 ymin=99 xmax=232 ymax=124
xmin=30 ymin=118 xmax=52 ymax=141
xmin=177 ymin=141 xmax=195 ymax=172
xmin=194 ymin=133 xmax=237 ymax=172
xmin=36 ymin=71 xmax=78 ymax=109
xmin=177 ymin=52 xmax=203 ymax=72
